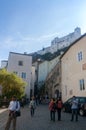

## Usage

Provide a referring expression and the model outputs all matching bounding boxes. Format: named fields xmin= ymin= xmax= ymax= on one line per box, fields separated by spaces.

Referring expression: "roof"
xmin=9 ymin=52 xmax=32 ymax=56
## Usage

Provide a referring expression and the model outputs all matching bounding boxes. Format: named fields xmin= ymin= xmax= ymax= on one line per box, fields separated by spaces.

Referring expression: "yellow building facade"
xmin=61 ymin=34 xmax=86 ymax=102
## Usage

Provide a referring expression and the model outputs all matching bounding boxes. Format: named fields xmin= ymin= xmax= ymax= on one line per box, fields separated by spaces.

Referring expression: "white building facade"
xmin=38 ymin=56 xmax=60 ymax=87
xmin=37 ymin=27 xmax=81 ymax=55
xmin=7 ymin=52 xmax=32 ymax=98
xmin=37 ymin=46 xmax=51 ymax=55
xmin=51 ymin=27 xmax=81 ymax=52
xmin=1 ymin=60 xmax=8 ymax=68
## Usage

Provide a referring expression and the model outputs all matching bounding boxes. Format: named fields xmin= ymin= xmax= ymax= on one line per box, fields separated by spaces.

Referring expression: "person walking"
xmin=5 ymin=96 xmax=20 ymax=130
xmin=49 ymin=98 xmax=56 ymax=122
xmin=29 ymin=97 xmax=36 ymax=117
xmin=21 ymin=98 xmax=25 ymax=108
xmin=56 ymin=97 xmax=63 ymax=121
xmin=70 ymin=96 xmax=79 ymax=122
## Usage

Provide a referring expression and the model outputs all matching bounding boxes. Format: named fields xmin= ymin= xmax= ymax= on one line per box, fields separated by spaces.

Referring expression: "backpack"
xmin=57 ymin=100 xmax=63 ymax=109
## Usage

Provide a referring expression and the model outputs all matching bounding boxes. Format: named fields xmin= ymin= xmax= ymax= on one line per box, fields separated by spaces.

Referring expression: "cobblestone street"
xmin=1 ymin=104 xmax=86 ymax=130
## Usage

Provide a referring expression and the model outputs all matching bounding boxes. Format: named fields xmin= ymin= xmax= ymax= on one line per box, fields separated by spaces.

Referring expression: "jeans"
xmin=30 ymin=108 xmax=35 ymax=117
xmin=71 ymin=109 xmax=78 ymax=121
xmin=57 ymin=108 xmax=61 ymax=121
xmin=50 ymin=110 xmax=55 ymax=121
xmin=5 ymin=112 xmax=17 ymax=130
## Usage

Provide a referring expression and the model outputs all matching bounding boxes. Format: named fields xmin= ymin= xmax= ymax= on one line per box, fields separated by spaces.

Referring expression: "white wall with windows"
xmin=38 ymin=56 xmax=60 ymax=87
xmin=36 ymin=27 xmax=81 ymax=55
xmin=7 ymin=52 xmax=32 ymax=98
xmin=51 ymin=27 xmax=81 ymax=51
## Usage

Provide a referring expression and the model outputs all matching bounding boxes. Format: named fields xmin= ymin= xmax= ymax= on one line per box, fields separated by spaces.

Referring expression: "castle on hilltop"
xmin=37 ymin=27 xmax=81 ymax=55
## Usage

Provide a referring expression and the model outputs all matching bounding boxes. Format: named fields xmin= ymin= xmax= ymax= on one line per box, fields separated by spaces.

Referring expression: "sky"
xmin=0 ymin=0 xmax=86 ymax=64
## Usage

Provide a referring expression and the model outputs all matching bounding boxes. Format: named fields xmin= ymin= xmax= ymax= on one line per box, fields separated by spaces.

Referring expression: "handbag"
xmin=16 ymin=101 xmax=21 ymax=117
xmin=16 ymin=110 xmax=21 ymax=117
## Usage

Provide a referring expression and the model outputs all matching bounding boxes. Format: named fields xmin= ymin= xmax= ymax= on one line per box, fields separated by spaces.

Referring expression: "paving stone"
xmin=1 ymin=104 xmax=86 ymax=130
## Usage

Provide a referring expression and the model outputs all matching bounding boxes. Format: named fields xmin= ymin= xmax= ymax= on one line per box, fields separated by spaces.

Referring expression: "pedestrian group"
xmin=49 ymin=97 xmax=63 ymax=122
xmin=49 ymin=96 xmax=79 ymax=122
xmin=4 ymin=95 xmax=79 ymax=130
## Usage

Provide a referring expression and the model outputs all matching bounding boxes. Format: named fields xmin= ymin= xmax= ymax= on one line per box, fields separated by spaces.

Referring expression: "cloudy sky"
xmin=0 ymin=0 xmax=86 ymax=63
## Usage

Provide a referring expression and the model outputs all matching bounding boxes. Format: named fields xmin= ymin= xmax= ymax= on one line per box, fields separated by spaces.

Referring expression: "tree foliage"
xmin=0 ymin=69 xmax=26 ymax=99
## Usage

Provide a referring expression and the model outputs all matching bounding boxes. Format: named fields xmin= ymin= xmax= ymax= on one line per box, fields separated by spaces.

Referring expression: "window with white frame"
xmin=78 ymin=51 xmax=83 ymax=61
xmin=21 ymin=72 xmax=26 ymax=79
xmin=79 ymin=79 xmax=85 ymax=90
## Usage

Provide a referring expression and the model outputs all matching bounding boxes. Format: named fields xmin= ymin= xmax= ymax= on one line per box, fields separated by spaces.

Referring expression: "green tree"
xmin=0 ymin=69 xmax=26 ymax=99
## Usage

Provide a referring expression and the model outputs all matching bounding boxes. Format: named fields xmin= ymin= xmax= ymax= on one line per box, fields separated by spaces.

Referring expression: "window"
xmin=18 ymin=61 xmax=23 ymax=66
xmin=13 ymin=71 xmax=18 ymax=75
xmin=21 ymin=72 xmax=26 ymax=79
xmin=79 ymin=98 xmax=86 ymax=103
xmin=67 ymin=98 xmax=72 ymax=103
xmin=79 ymin=79 xmax=85 ymax=90
xmin=78 ymin=51 xmax=82 ymax=61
